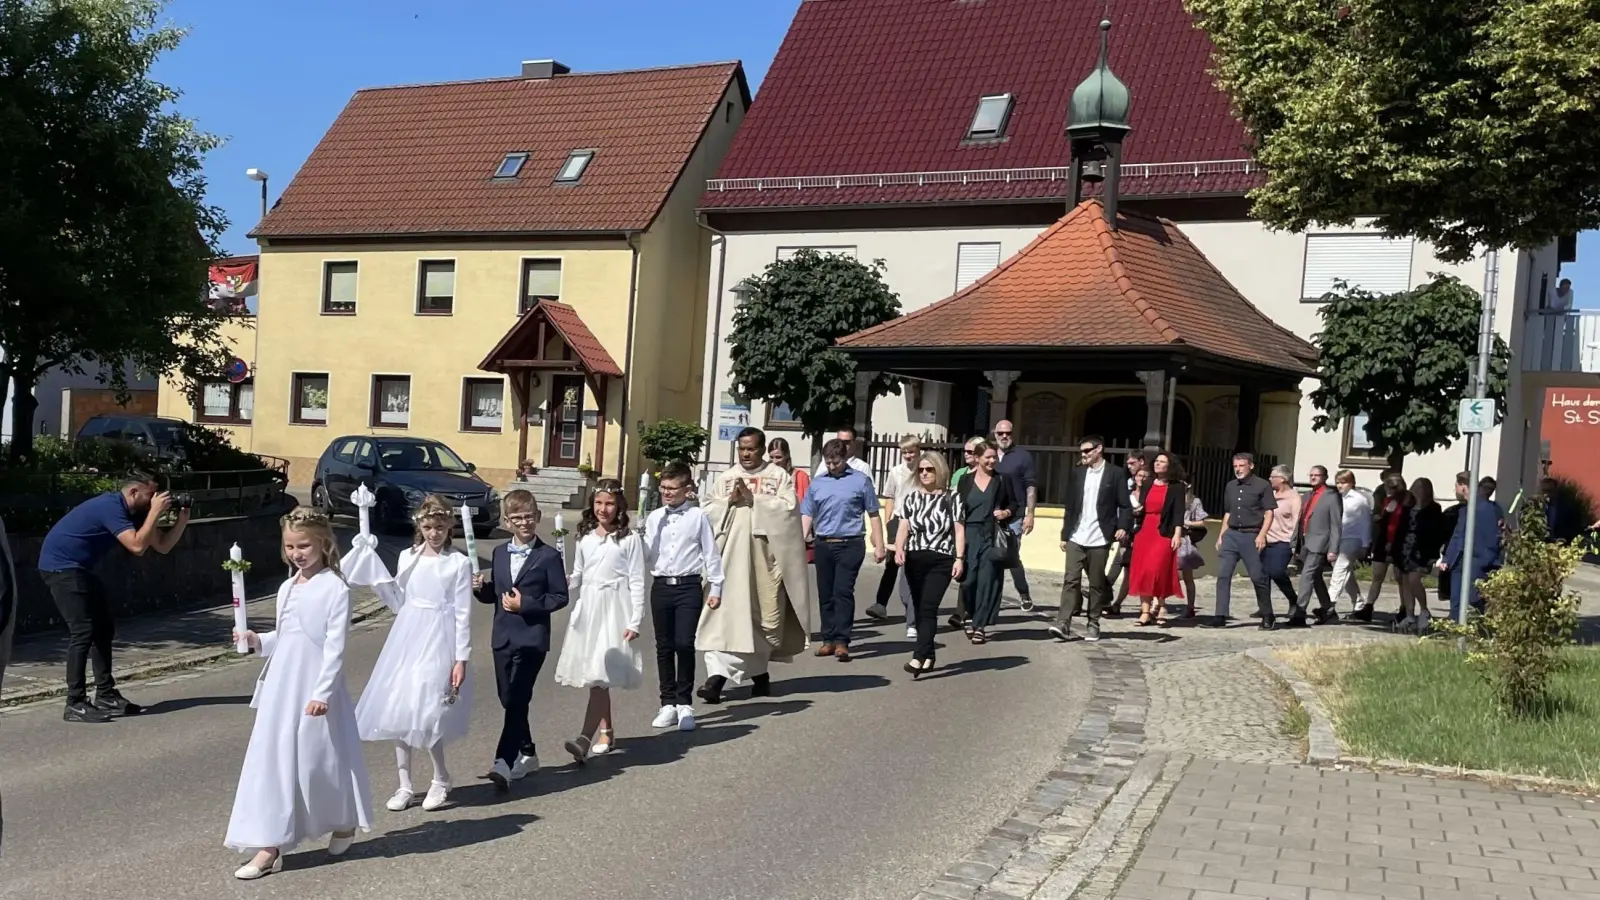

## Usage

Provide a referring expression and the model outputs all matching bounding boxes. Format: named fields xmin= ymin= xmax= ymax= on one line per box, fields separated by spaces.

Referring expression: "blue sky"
xmin=152 ymin=0 xmax=801 ymax=256
xmin=151 ymin=0 xmax=1596 ymax=305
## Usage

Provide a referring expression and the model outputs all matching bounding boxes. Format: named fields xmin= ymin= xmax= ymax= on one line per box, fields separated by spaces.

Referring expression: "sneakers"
xmin=488 ymin=752 xmax=538 ymax=791
xmin=905 ymin=625 xmax=919 ymax=640
xmin=510 ymin=752 xmax=539 ymax=779
xmin=92 ymin=691 xmax=143 ymax=716
xmin=385 ymin=789 xmax=415 ymax=811
xmin=864 ymin=604 xmax=889 ymax=621
xmin=488 ymin=758 xmax=513 ymax=791
xmin=1047 ymin=624 xmax=1072 ymax=642
xmin=651 ymin=705 xmax=680 ymax=728
xmin=63 ymin=700 xmax=112 ymax=724
xmin=1084 ymin=622 xmax=1101 ymax=642
xmin=676 ymin=705 xmax=696 ymax=732
xmin=421 ymin=783 xmax=451 ymax=811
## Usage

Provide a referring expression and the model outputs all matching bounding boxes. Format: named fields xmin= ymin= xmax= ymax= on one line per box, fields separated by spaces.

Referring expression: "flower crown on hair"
xmin=283 ymin=507 xmax=330 ymax=527
xmin=412 ymin=503 xmax=458 ymax=524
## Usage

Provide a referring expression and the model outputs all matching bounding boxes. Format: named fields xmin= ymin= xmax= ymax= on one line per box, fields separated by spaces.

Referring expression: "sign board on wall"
xmin=717 ymin=391 xmax=751 ymax=442
xmin=1540 ymin=388 xmax=1600 ymax=511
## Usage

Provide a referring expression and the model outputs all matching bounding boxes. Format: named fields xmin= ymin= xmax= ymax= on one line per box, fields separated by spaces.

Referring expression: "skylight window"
xmin=494 ymin=152 xmax=529 ymax=179
xmin=555 ymin=149 xmax=595 ymax=184
xmin=966 ymin=93 xmax=1015 ymax=141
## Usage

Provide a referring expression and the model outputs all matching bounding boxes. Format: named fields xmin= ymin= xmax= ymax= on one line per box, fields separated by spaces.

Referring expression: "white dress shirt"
xmin=1070 ymin=463 xmax=1109 ymax=547
xmin=882 ymin=462 xmax=915 ymax=519
xmin=1338 ymin=488 xmax=1374 ymax=546
xmin=643 ymin=503 xmax=726 ymax=594
xmin=507 ymin=537 xmax=533 ymax=581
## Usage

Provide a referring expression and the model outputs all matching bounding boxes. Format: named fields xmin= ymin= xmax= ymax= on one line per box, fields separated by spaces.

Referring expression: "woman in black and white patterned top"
xmin=892 ymin=451 xmax=967 ymax=677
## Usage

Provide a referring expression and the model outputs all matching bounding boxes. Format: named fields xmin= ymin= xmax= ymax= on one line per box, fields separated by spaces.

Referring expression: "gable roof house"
xmin=234 ymin=59 xmax=749 ymax=499
xmin=697 ymin=0 xmax=1556 ymax=512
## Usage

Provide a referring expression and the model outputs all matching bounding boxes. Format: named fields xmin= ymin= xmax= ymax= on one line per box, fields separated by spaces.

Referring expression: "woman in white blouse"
xmin=1328 ymin=469 xmax=1373 ymax=615
xmin=891 ymin=452 xmax=966 ymax=677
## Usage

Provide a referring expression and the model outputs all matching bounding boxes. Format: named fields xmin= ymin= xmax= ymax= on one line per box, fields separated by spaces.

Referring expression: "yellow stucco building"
xmin=163 ymin=60 xmax=749 ymax=501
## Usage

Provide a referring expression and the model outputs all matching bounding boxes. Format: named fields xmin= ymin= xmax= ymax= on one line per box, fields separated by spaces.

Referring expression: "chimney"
xmin=520 ymin=59 xmax=570 ymax=79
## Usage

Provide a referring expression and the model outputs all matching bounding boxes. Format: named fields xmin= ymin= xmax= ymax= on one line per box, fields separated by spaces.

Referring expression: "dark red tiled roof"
xmin=839 ymin=201 xmax=1317 ymax=377
xmin=700 ymin=0 xmax=1253 ymax=211
xmin=255 ymin=62 xmax=745 ymax=238
xmin=479 ymin=300 xmax=624 ymax=378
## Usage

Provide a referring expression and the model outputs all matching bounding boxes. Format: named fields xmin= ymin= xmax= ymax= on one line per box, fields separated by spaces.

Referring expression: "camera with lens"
xmin=170 ymin=492 xmax=194 ymax=510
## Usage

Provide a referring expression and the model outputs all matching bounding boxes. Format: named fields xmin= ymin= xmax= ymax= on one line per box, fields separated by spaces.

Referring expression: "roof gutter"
xmin=616 ymin=232 xmax=643 ymax=480
xmin=696 ymin=212 xmax=729 ymax=483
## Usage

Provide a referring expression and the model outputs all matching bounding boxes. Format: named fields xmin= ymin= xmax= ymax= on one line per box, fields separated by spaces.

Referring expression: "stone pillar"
xmin=1235 ymin=384 xmax=1261 ymax=453
xmin=853 ymin=369 xmax=878 ymax=442
xmin=1136 ymin=369 xmax=1167 ymax=452
xmin=984 ymin=370 xmax=1021 ymax=433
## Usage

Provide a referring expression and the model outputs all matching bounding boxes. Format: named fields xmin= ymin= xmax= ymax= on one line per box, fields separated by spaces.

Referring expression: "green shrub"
xmin=638 ymin=419 xmax=709 ymax=469
xmin=1441 ymin=496 xmax=1582 ymax=717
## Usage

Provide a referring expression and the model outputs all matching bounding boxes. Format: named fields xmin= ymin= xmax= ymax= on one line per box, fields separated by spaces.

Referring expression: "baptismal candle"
xmin=230 ymin=543 xmax=249 ymax=653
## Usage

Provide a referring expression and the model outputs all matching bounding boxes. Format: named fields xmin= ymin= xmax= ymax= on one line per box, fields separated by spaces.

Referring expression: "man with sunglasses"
xmin=992 ymin=421 xmax=1038 ymax=611
xmin=1050 ymin=436 xmax=1133 ymax=642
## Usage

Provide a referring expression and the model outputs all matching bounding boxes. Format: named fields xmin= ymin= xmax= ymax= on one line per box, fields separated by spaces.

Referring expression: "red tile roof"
xmin=255 ymin=62 xmax=746 ymax=239
xmin=838 ymin=200 xmax=1317 ymax=376
xmin=700 ymin=0 xmax=1255 ymax=211
xmin=479 ymin=300 xmax=624 ymax=378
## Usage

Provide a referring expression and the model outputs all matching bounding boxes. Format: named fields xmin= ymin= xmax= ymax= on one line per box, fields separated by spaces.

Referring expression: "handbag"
xmin=989 ymin=522 xmax=1017 ymax=565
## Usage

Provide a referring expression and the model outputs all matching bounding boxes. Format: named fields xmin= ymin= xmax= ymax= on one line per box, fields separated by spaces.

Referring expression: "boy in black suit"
xmin=473 ymin=490 xmax=569 ymax=790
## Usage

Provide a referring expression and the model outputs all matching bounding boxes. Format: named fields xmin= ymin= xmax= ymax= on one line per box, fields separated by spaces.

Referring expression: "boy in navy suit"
xmin=473 ymin=490 xmax=569 ymax=790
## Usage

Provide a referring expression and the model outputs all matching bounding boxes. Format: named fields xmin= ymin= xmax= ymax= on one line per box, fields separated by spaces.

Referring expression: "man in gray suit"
xmin=1294 ymin=466 xmax=1343 ymax=626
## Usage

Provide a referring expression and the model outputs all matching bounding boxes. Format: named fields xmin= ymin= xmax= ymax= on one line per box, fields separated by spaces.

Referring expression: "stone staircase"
xmin=511 ymin=467 xmax=589 ymax=512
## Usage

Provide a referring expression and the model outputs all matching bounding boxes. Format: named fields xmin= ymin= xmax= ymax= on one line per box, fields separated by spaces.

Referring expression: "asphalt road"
xmin=0 ymin=560 xmax=1088 ymax=899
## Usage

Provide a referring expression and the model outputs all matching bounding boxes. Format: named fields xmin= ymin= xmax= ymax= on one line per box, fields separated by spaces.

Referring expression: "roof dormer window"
xmin=555 ymin=149 xmax=595 ymax=184
xmin=494 ymin=152 xmax=529 ymax=179
xmin=966 ymin=93 xmax=1014 ymax=141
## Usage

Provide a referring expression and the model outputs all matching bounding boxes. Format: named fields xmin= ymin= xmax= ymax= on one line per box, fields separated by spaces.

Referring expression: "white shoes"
xmin=327 ymin=831 xmax=355 ymax=856
xmin=488 ymin=758 xmax=513 ymax=790
xmin=385 ymin=789 xmax=415 ymax=812
xmin=421 ymin=783 xmax=450 ymax=811
xmin=233 ymin=855 xmax=282 ymax=880
xmin=652 ymin=704 xmax=680 ymax=728
xmin=906 ymin=626 xmax=918 ymax=640
xmin=511 ymin=752 xmax=539 ymax=779
xmin=591 ymin=728 xmax=613 ymax=755
xmin=676 ymin=705 xmax=696 ymax=732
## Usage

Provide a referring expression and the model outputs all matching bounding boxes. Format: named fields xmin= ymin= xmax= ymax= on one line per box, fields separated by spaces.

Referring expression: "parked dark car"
xmin=311 ymin=436 xmax=501 ymax=533
xmin=75 ymin=414 xmax=190 ymax=466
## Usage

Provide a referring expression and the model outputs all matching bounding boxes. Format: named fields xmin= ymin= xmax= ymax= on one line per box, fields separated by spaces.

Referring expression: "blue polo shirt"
xmin=38 ymin=492 xmax=138 ymax=572
xmin=800 ymin=468 xmax=880 ymax=538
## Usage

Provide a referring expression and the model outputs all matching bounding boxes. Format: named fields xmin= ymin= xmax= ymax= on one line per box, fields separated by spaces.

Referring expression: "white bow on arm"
xmin=338 ymin=483 xmax=402 ymax=610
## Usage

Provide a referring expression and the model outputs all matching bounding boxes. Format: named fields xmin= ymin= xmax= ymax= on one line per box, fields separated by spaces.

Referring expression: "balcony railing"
xmin=1522 ymin=310 xmax=1600 ymax=373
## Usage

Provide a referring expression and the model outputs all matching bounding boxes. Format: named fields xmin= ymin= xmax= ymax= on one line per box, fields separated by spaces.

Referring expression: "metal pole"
xmin=1458 ymin=247 xmax=1500 ymax=626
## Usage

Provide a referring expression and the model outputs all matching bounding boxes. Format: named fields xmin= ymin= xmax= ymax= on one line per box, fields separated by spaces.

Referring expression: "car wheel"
xmin=312 ymin=483 xmax=331 ymax=512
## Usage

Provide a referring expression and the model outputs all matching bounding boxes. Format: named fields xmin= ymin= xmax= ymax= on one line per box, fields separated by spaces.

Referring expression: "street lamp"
xmin=245 ymin=168 xmax=269 ymax=221
xmin=730 ymin=278 xmax=757 ymax=303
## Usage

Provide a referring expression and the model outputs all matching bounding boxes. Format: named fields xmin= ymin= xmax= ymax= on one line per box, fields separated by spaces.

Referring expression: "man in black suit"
xmin=472 ymin=490 xmax=569 ymax=791
xmin=1049 ymin=435 xmax=1133 ymax=642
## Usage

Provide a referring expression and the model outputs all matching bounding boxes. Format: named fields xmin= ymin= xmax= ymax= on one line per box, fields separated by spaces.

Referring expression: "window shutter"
xmin=956 ymin=242 xmax=1002 ymax=291
xmin=423 ymin=263 xmax=455 ymax=297
xmin=776 ymin=246 xmax=858 ymax=262
xmin=524 ymin=260 xmax=562 ymax=299
xmin=1302 ymin=234 xmax=1414 ymax=300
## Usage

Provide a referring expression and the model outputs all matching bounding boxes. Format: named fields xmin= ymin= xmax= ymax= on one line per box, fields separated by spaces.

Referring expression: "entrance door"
xmin=545 ymin=374 xmax=584 ymax=467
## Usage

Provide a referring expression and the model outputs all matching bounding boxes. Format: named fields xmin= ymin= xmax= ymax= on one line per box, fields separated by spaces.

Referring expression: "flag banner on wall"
xmin=208 ymin=260 xmax=258 ymax=301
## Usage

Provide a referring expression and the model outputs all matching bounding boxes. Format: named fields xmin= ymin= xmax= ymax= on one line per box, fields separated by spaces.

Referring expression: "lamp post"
xmin=245 ymin=168 xmax=269 ymax=221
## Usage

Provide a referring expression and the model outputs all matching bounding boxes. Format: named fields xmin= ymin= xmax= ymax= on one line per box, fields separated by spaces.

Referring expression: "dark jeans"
xmin=904 ymin=550 xmax=954 ymax=661
xmin=1056 ymin=541 xmax=1112 ymax=626
xmin=875 ymin=519 xmax=906 ymax=611
xmin=1261 ymin=541 xmax=1299 ymax=611
xmin=491 ymin=645 xmax=545 ymax=765
xmin=1004 ymin=522 xmax=1032 ymax=600
xmin=1215 ymin=530 xmax=1272 ymax=620
xmin=651 ymin=580 xmax=702 ymax=705
xmin=814 ymin=537 xmax=866 ymax=645
xmin=42 ymin=569 xmax=118 ymax=703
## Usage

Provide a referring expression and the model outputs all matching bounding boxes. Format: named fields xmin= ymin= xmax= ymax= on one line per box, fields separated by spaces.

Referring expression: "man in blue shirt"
xmin=38 ymin=470 xmax=189 ymax=723
xmin=800 ymin=438 xmax=885 ymax=661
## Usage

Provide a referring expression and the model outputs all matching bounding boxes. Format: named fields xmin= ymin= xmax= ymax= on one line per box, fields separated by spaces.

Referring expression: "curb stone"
xmin=0 ymin=596 xmax=390 ymax=708
xmin=1244 ymin=646 xmax=1341 ymax=764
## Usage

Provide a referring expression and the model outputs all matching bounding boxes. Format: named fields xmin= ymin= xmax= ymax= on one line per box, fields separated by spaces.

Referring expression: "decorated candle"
xmin=230 ymin=543 xmax=249 ymax=653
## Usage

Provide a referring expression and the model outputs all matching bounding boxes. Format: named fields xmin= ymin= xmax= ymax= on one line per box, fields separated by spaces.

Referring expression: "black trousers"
xmin=904 ymin=550 xmax=954 ymax=661
xmin=1003 ymin=526 xmax=1032 ymax=600
xmin=492 ymin=645 xmax=545 ymax=765
xmin=875 ymin=519 xmax=904 ymax=609
xmin=42 ymin=569 xmax=117 ymax=703
xmin=652 ymin=580 xmax=702 ymax=705
xmin=814 ymin=537 xmax=866 ymax=645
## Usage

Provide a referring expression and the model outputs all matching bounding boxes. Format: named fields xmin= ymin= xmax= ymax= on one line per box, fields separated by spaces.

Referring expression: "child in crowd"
xmin=472 ymin=490 xmax=568 ymax=790
xmin=642 ymin=462 xmax=723 ymax=733
xmin=356 ymin=496 xmax=473 ymax=813
xmin=226 ymin=508 xmax=373 ymax=880
xmin=555 ymin=479 xmax=646 ymax=761
xmin=1176 ymin=487 xmax=1209 ymax=620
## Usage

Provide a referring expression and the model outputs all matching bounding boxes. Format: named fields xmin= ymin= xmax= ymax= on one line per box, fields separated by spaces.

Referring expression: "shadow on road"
xmin=914 ymin=654 xmax=1029 ymax=680
xmin=142 ymin=694 xmax=252 ymax=715
xmin=771 ymin=673 xmax=891 ymax=696
xmin=286 ymin=812 xmax=541 ymax=867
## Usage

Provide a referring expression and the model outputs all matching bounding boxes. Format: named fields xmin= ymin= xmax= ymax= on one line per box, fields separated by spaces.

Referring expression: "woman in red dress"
xmin=1130 ymin=452 xmax=1189 ymax=626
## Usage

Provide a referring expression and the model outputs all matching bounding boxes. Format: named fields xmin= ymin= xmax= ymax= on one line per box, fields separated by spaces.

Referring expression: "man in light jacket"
xmin=1294 ymin=466 xmax=1343 ymax=626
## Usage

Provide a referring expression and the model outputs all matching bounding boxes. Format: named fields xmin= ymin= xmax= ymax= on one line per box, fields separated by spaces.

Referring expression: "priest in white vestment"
xmin=696 ymin=427 xmax=812 ymax=703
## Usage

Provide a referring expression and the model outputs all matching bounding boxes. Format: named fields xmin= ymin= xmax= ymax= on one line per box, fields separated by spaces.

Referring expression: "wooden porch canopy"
xmin=479 ymin=298 xmax=625 ymax=470
xmin=836 ymin=200 xmax=1320 ymax=448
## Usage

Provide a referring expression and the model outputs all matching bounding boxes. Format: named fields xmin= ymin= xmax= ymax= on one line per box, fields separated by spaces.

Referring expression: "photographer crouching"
xmin=37 ymin=470 xmax=190 ymax=723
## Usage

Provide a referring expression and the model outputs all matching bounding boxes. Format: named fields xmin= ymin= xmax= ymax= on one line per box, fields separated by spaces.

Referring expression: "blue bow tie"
xmin=508 ymin=544 xmax=533 ymax=558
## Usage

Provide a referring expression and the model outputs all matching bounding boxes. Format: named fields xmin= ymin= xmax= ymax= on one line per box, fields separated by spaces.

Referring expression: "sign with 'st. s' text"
xmin=1458 ymin=398 xmax=1496 ymax=434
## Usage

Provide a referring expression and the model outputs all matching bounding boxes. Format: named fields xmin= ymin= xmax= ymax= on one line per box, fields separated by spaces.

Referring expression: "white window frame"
xmin=494 ymin=152 xmax=529 ymax=179
xmin=290 ymin=371 xmax=331 ymax=426
xmin=321 ymin=260 xmax=360 ymax=315
xmin=415 ymin=257 xmax=457 ymax=316
xmin=775 ymin=246 xmax=858 ymax=262
xmin=554 ymin=149 xmax=596 ymax=184
xmin=1301 ymin=233 xmax=1415 ymax=302
xmin=370 ymin=373 xmax=414 ymax=429
xmin=460 ymin=375 xmax=507 ymax=434
xmin=955 ymin=241 xmax=1003 ymax=292
xmin=518 ymin=256 xmax=564 ymax=316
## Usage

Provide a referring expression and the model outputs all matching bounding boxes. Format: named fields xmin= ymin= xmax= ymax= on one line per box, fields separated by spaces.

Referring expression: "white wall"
xmin=701 ymin=216 xmax=1552 ymax=499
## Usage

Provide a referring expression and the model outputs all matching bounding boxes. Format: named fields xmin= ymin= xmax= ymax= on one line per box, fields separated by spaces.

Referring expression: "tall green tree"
xmin=1185 ymin=0 xmax=1600 ymax=262
xmin=726 ymin=250 xmax=901 ymax=445
xmin=1309 ymin=275 xmax=1510 ymax=471
xmin=0 ymin=0 xmax=232 ymax=461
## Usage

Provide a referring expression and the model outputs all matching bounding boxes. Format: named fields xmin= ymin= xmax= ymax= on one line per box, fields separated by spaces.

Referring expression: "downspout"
xmin=697 ymin=212 xmax=729 ymax=485
xmin=616 ymin=232 xmax=642 ymax=480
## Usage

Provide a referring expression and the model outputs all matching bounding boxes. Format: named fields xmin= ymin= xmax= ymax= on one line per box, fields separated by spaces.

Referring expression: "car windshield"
xmin=376 ymin=441 xmax=470 ymax=473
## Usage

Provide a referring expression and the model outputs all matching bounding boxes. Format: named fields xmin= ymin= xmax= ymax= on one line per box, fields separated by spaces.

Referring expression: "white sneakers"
xmin=488 ymin=758 xmax=513 ymax=790
xmin=510 ymin=752 xmax=539 ymax=779
xmin=489 ymin=752 xmax=538 ymax=790
xmin=385 ymin=789 xmax=415 ymax=811
xmin=652 ymin=705 xmax=679 ymax=728
xmin=421 ymin=783 xmax=450 ymax=811
xmin=906 ymin=626 xmax=918 ymax=640
xmin=677 ymin=705 xmax=696 ymax=732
